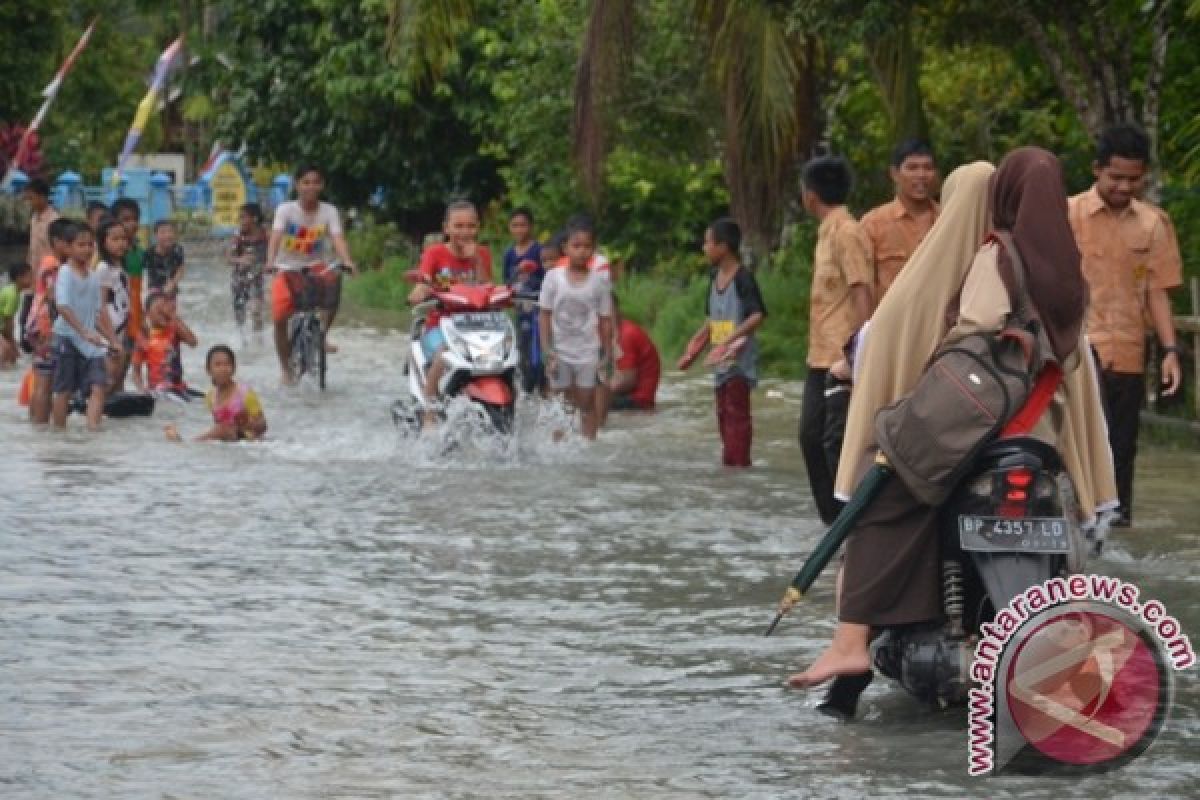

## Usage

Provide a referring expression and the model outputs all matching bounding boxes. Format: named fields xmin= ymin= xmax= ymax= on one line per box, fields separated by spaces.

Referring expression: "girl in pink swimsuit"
xmin=165 ymin=345 xmax=267 ymax=442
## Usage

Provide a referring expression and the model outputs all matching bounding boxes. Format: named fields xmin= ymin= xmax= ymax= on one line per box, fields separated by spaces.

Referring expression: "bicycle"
xmin=281 ymin=261 xmax=345 ymax=390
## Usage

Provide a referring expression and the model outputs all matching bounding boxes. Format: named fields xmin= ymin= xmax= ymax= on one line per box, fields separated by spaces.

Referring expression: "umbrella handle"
xmin=764 ymin=587 xmax=802 ymax=637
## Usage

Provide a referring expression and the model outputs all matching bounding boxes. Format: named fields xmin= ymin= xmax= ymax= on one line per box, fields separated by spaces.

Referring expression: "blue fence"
xmin=3 ymin=161 xmax=295 ymax=237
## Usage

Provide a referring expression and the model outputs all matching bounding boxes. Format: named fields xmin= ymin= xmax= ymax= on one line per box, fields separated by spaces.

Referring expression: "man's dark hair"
xmin=86 ymin=200 xmax=108 ymax=218
xmin=565 ymin=213 xmax=596 ymax=239
xmin=153 ymin=219 xmax=175 ymax=232
xmin=802 ymin=156 xmax=853 ymax=206
xmin=891 ymin=138 xmax=935 ymax=168
xmin=112 ymin=197 xmax=141 ymax=219
xmin=294 ymin=163 xmax=323 ymax=181
xmin=47 ymin=217 xmax=75 ymax=243
xmin=1097 ymin=123 xmax=1151 ymax=167
xmin=7 ymin=262 xmax=31 ymax=282
xmin=25 ymin=178 xmax=50 ymax=198
xmin=510 ymin=206 xmax=534 ymax=224
xmin=709 ymin=217 xmax=742 ymax=253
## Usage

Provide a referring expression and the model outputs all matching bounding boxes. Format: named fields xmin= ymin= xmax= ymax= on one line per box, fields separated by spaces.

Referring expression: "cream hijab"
xmin=833 ymin=161 xmax=1117 ymax=522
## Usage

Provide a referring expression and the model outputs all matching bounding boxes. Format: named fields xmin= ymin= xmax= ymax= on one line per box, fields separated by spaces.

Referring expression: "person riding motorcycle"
xmin=407 ymin=201 xmax=494 ymax=428
xmin=787 ymin=150 xmax=1117 ymax=691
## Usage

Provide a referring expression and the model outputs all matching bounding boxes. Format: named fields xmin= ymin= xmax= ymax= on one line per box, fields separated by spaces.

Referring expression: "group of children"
xmin=5 ymin=179 xmax=268 ymax=441
xmin=416 ymin=200 xmax=760 ymax=451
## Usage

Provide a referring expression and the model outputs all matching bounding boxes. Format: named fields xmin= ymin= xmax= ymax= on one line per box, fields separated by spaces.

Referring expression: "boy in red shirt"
xmin=597 ymin=293 xmax=660 ymax=427
xmin=407 ymin=200 xmax=493 ymax=426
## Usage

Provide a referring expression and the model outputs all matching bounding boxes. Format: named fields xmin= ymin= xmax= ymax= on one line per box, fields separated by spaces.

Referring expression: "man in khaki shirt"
xmin=860 ymin=139 xmax=939 ymax=300
xmin=1068 ymin=124 xmax=1183 ymax=527
xmin=800 ymin=156 xmax=873 ymax=524
xmin=24 ymin=179 xmax=59 ymax=277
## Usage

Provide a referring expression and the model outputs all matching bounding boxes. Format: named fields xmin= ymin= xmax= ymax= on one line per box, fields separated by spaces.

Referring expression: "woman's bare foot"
xmin=164 ymin=424 xmax=182 ymax=442
xmin=785 ymin=621 xmax=872 ymax=689
xmin=324 ymin=340 xmax=339 ymax=353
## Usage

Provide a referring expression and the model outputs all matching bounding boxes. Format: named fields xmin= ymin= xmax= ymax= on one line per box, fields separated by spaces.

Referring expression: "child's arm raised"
xmin=172 ymin=316 xmax=198 ymax=347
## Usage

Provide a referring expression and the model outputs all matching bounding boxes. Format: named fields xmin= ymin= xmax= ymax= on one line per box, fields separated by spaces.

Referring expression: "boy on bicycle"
xmin=266 ymin=164 xmax=356 ymax=384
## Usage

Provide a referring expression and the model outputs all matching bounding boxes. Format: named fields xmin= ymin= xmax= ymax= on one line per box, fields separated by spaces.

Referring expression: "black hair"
xmin=1096 ymin=123 xmax=1151 ymax=167
xmin=111 ymin=197 xmax=141 ymax=219
xmin=95 ymin=217 xmax=127 ymax=265
xmin=61 ymin=220 xmax=90 ymax=243
xmin=802 ymin=156 xmax=853 ymax=206
xmin=445 ymin=199 xmax=478 ymax=220
xmin=509 ymin=206 xmax=534 ymax=224
xmin=294 ymin=163 xmax=323 ymax=181
xmin=7 ymin=262 xmax=31 ymax=282
xmin=25 ymin=178 xmax=50 ymax=197
xmin=240 ymin=202 xmax=263 ymax=224
xmin=86 ymin=200 xmax=109 ymax=218
xmin=206 ymin=344 xmax=237 ymax=370
xmin=565 ymin=213 xmax=596 ymax=240
xmin=545 ymin=230 xmax=567 ymax=253
xmin=891 ymin=139 xmax=935 ymax=168
xmin=708 ymin=217 xmax=742 ymax=253
xmin=47 ymin=217 xmax=74 ymax=243
xmin=153 ymin=219 xmax=175 ymax=232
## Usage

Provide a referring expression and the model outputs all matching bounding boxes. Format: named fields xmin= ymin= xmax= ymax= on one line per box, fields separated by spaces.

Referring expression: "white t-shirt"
xmin=538 ymin=267 xmax=613 ymax=364
xmin=271 ymin=201 xmax=343 ymax=271
xmin=96 ymin=260 xmax=131 ymax=334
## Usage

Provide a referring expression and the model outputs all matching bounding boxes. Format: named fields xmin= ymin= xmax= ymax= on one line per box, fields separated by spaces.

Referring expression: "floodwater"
xmin=2 ymin=256 xmax=1197 ymax=799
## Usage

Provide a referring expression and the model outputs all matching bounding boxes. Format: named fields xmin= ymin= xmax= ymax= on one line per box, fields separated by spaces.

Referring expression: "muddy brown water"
xmin=1 ymin=259 xmax=1196 ymax=798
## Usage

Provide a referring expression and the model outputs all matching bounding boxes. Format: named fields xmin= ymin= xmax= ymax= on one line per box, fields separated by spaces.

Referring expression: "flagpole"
xmin=2 ymin=17 xmax=98 ymax=188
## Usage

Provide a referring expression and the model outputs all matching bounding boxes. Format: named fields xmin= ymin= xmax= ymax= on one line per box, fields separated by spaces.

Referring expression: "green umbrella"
xmin=764 ymin=457 xmax=893 ymax=636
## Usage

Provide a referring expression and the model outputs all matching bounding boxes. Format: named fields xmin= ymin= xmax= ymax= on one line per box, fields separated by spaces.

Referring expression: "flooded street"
xmin=2 ymin=258 xmax=1197 ymax=799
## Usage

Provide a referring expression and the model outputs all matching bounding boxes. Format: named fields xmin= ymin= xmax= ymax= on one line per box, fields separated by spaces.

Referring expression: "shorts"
xmin=421 ymin=328 xmax=446 ymax=362
xmin=549 ymin=358 xmax=598 ymax=391
xmin=272 ymin=265 xmax=340 ymax=323
xmin=32 ymin=343 xmax=57 ymax=376
xmin=52 ymin=336 xmax=106 ymax=396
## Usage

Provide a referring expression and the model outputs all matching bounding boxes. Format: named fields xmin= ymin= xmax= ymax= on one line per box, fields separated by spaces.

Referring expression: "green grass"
xmin=615 ymin=261 xmax=813 ymax=380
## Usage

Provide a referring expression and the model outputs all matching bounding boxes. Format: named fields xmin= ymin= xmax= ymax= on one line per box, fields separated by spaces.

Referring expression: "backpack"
xmin=874 ymin=232 xmax=1052 ymax=506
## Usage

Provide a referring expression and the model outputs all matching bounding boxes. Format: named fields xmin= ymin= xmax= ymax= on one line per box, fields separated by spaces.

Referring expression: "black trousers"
xmin=1098 ymin=369 xmax=1143 ymax=523
xmin=800 ymin=369 xmax=850 ymax=525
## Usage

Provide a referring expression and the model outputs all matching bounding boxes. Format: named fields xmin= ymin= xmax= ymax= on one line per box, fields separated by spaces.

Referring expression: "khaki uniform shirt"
xmin=28 ymin=206 xmax=60 ymax=279
xmin=860 ymin=198 xmax=939 ymax=300
xmin=1068 ymin=187 xmax=1182 ymax=374
xmin=808 ymin=207 xmax=873 ymax=368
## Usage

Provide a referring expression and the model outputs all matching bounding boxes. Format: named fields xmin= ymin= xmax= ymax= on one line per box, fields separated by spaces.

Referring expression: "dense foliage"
xmin=4 ymin=1 xmax=1199 ymax=381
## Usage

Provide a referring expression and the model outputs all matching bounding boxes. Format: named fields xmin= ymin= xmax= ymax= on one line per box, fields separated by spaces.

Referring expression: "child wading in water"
xmin=94 ymin=217 xmax=133 ymax=393
xmin=132 ymin=290 xmax=198 ymax=399
xmin=678 ymin=218 xmax=767 ymax=466
xmin=166 ymin=345 xmax=267 ymax=442
xmin=229 ymin=202 xmax=267 ymax=340
xmin=538 ymin=217 xmax=613 ymax=440
xmin=50 ymin=223 xmax=123 ymax=431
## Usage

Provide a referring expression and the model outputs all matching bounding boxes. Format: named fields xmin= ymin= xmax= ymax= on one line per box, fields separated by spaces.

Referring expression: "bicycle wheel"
xmin=309 ymin=316 xmax=327 ymax=390
xmin=289 ymin=316 xmax=307 ymax=379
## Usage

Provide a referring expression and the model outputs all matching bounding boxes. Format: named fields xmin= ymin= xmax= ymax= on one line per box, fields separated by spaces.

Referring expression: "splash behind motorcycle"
xmin=392 ymin=281 xmax=520 ymax=435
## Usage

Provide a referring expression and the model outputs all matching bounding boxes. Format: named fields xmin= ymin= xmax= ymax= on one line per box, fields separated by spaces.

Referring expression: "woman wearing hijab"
xmin=787 ymin=149 xmax=1116 ymax=689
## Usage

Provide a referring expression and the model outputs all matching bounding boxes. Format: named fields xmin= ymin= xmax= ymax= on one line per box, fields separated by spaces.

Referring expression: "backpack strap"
xmin=1001 ymin=362 xmax=1063 ymax=437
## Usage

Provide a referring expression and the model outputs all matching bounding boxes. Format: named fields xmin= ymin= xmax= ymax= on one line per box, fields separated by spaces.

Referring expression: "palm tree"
xmin=574 ymin=0 xmax=819 ymax=255
xmin=385 ymin=0 xmax=818 ymax=254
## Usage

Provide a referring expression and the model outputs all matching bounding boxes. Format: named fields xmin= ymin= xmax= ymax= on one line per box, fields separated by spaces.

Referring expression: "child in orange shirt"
xmin=132 ymin=290 xmax=198 ymax=399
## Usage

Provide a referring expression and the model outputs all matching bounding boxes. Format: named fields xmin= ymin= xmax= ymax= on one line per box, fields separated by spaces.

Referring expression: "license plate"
xmin=958 ymin=516 xmax=1071 ymax=554
xmin=455 ymin=313 xmax=503 ymax=330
